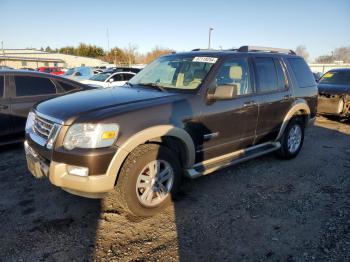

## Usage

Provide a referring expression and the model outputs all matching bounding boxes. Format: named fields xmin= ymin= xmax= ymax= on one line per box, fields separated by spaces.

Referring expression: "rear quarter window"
xmin=287 ymin=58 xmax=315 ymax=88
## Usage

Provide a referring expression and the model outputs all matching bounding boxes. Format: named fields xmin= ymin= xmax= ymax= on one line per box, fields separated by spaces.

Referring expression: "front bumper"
xmin=25 ymin=141 xmax=116 ymax=198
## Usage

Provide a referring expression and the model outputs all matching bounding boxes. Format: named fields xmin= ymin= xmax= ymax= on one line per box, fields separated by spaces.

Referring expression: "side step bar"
xmin=186 ymin=142 xmax=281 ymax=179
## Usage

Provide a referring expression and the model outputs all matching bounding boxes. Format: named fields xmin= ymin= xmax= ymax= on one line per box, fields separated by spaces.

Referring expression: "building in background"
xmin=0 ymin=49 xmax=110 ymax=69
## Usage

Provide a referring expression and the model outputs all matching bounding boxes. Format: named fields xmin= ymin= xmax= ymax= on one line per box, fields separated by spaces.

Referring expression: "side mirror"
xmin=109 ymin=78 xmax=114 ymax=83
xmin=75 ymin=72 xmax=82 ymax=76
xmin=208 ymin=84 xmax=237 ymax=100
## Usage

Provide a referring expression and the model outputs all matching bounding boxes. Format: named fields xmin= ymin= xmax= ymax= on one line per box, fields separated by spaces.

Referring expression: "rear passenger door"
xmin=0 ymin=74 xmax=12 ymax=136
xmin=253 ymin=57 xmax=293 ymax=143
xmin=10 ymin=75 xmax=59 ymax=134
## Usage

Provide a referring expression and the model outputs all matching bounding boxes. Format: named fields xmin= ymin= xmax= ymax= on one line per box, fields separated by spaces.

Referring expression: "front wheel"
xmin=277 ymin=117 xmax=305 ymax=159
xmin=114 ymin=144 xmax=181 ymax=217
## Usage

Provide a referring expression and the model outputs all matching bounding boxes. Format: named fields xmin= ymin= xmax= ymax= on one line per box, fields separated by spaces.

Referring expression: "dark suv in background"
xmin=0 ymin=70 xmax=94 ymax=145
xmin=24 ymin=46 xmax=317 ymax=216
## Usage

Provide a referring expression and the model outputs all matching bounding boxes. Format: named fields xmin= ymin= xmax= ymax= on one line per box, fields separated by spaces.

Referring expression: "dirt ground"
xmin=0 ymin=116 xmax=349 ymax=262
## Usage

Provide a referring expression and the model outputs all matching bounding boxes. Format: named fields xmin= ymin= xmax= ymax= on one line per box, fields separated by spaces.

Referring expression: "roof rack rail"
xmin=191 ymin=48 xmax=218 ymax=51
xmin=238 ymin=46 xmax=296 ymax=55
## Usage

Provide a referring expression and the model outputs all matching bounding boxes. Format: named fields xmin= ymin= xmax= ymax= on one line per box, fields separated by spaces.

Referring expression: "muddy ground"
xmin=0 ymin=116 xmax=349 ymax=262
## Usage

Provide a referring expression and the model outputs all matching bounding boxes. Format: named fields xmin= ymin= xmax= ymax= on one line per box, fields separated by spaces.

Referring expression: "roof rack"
xmin=238 ymin=46 xmax=296 ymax=55
xmin=191 ymin=48 xmax=218 ymax=51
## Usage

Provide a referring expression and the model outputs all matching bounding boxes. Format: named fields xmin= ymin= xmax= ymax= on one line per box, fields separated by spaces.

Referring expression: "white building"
xmin=0 ymin=49 xmax=110 ymax=69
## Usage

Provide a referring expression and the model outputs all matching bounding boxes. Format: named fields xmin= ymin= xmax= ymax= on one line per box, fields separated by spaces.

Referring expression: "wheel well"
xmin=292 ymin=110 xmax=308 ymax=127
xmin=147 ymin=136 xmax=188 ymax=168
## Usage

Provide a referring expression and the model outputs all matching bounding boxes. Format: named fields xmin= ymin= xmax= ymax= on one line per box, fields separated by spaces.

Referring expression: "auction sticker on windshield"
xmin=193 ymin=57 xmax=218 ymax=63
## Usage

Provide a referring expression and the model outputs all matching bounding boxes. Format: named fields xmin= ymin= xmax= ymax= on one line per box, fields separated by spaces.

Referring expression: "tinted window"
xmin=111 ymin=74 xmax=123 ymax=81
xmin=288 ymin=58 xmax=315 ymax=88
xmin=15 ymin=76 xmax=56 ymax=96
xmin=0 ymin=75 xmax=4 ymax=97
xmin=255 ymin=57 xmax=278 ymax=92
xmin=319 ymin=70 xmax=350 ymax=85
xmin=57 ymin=80 xmax=78 ymax=92
xmin=216 ymin=58 xmax=253 ymax=96
xmin=122 ymin=73 xmax=134 ymax=81
xmin=276 ymin=59 xmax=289 ymax=89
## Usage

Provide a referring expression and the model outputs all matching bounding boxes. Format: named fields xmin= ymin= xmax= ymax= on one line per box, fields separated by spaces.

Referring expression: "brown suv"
xmin=24 ymin=46 xmax=317 ymax=216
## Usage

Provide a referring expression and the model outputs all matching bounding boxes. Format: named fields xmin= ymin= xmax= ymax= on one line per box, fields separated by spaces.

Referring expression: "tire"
xmin=114 ymin=143 xmax=181 ymax=217
xmin=277 ymin=117 xmax=305 ymax=159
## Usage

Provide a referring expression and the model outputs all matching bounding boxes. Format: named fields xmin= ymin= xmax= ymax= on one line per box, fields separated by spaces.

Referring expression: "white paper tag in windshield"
xmin=193 ymin=57 xmax=218 ymax=63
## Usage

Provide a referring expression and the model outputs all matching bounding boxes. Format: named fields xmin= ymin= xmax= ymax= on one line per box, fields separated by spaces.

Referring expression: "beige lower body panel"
xmin=49 ymin=161 xmax=116 ymax=198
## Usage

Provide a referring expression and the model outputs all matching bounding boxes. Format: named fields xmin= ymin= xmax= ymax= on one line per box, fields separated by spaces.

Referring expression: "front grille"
xmin=33 ymin=115 xmax=54 ymax=140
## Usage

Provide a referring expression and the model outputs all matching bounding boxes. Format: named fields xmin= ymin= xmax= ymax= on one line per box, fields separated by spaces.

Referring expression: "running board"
xmin=186 ymin=142 xmax=281 ymax=179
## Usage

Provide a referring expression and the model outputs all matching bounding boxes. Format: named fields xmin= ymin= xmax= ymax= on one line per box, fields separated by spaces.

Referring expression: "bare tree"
xmin=315 ymin=55 xmax=333 ymax=63
xmin=295 ymin=45 xmax=309 ymax=61
xmin=333 ymin=47 xmax=350 ymax=63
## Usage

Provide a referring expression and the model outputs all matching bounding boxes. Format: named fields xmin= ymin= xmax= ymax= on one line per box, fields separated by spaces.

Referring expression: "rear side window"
xmin=255 ymin=57 xmax=278 ymax=92
xmin=288 ymin=58 xmax=315 ymax=88
xmin=0 ymin=75 xmax=4 ymax=97
xmin=15 ymin=76 xmax=56 ymax=96
xmin=57 ymin=80 xmax=78 ymax=92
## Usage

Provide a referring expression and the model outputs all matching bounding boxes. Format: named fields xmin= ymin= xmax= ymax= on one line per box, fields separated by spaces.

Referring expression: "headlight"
xmin=63 ymin=123 xmax=119 ymax=150
xmin=26 ymin=111 xmax=35 ymax=131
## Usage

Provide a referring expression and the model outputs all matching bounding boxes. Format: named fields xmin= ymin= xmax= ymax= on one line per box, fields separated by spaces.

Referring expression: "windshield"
xmin=128 ymin=55 xmax=217 ymax=91
xmin=319 ymin=70 xmax=350 ymax=85
xmin=65 ymin=68 xmax=75 ymax=76
xmin=89 ymin=73 xmax=111 ymax=82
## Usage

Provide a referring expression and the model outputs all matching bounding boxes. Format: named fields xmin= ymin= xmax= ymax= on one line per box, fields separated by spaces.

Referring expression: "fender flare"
xmin=105 ymin=125 xmax=195 ymax=180
xmin=275 ymin=99 xmax=311 ymax=141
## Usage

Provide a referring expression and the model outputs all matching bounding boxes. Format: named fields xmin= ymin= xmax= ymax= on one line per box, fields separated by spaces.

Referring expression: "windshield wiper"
xmin=139 ymin=82 xmax=167 ymax=92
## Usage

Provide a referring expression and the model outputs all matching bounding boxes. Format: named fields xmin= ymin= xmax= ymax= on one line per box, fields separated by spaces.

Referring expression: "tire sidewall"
xmin=122 ymin=145 xmax=181 ymax=217
xmin=281 ymin=118 xmax=305 ymax=159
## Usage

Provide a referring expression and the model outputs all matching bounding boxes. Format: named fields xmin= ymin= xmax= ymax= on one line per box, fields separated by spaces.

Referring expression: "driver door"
xmin=198 ymin=57 xmax=258 ymax=161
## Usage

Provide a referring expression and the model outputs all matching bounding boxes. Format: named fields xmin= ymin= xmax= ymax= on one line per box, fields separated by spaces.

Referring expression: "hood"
xmin=35 ymin=86 xmax=178 ymax=125
xmin=318 ymin=83 xmax=350 ymax=95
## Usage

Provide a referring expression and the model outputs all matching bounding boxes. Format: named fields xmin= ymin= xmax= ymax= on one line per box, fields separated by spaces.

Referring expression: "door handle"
xmin=243 ymin=101 xmax=256 ymax=107
xmin=0 ymin=104 xmax=8 ymax=110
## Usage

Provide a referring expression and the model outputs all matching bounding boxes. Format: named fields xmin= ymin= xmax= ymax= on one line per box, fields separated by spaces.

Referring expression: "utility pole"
xmin=208 ymin=27 xmax=214 ymax=49
xmin=114 ymin=50 xmax=117 ymax=66
xmin=106 ymin=28 xmax=110 ymax=52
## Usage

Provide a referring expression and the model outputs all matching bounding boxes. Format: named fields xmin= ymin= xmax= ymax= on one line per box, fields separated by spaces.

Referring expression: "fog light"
xmin=67 ymin=165 xmax=89 ymax=177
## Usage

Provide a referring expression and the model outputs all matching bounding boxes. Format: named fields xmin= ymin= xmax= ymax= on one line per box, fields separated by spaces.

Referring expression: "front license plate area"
xmin=24 ymin=142 xmax=48 ymax=179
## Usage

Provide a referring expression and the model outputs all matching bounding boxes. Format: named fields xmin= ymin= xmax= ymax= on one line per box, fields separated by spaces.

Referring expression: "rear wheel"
xmin=114 ymin=144 xmax=181 ymax=217
xmin=277 ymin=117 xmax=305 ymax=159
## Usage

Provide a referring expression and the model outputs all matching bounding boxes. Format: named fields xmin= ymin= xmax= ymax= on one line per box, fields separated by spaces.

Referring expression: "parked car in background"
xmin=0 ymin=70 xmax=95 ymax=145
xmin=104 ymin=67 xmax=142 ymax=74
xmin=93 ymin=69 xmax=104 ymax=74
xmin=312 ymin=71 xmax=323 ymax=82
xmin=81 ymin=71 xmax=135 ymax=88
xmin=63 ymin=66 xmax=94 ymax=82
xmin=317 ymin=68 xmax=350 ymax=117
xmin=38 ymin=67 xmax=65 ymax=75
xmin=24 ymin=46 xmax=317 ymax=216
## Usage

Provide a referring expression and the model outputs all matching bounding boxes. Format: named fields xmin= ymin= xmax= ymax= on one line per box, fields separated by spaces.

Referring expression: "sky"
xmin=0 ymin=0 xmax=349 ymax=60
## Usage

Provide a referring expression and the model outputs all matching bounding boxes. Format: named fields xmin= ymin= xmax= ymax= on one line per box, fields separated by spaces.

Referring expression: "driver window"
xmin=111 ymin=74 xmax=123 ymax=82
xmin=216 ymin=58 xmax=252 ymax=96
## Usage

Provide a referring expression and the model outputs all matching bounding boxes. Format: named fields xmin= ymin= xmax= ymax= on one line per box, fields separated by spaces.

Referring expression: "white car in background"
xmin=81 ymin=71 xmax=135 ymax=88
